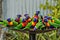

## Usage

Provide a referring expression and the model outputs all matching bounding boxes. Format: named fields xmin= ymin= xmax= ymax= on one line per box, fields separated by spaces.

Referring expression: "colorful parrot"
xmin=24 ymin=14 xmax=31 ymax=23
xmin=15 ymin=14 xmax=22 ymax=24
xmin=14 ymin=18 xmax=27 ymax=30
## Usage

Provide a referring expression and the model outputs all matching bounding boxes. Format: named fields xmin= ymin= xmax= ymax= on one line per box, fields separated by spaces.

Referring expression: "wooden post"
xmin=29 ymin=31 xmax=36 ymax=40
xmin=29 ymin=33 xmax=36 ymax=40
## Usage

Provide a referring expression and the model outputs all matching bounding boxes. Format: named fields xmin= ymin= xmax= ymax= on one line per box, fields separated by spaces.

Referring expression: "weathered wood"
xmin=29 ymin=33 xmax=36 ymax=40
xmin=12 ymin=28 xmax=57 ymax=34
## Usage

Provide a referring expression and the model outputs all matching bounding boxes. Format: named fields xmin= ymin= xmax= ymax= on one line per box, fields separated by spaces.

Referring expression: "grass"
xmin=4 ymin=29 xmax=60 ymax=40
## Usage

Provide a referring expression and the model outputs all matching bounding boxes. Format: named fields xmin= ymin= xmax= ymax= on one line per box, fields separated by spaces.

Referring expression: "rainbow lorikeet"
xmin=14 ymin=19 xmax=27 ymax=30
xmin=7 ymin=18 xmax=13 ymax=26
xmin=24 ymin=14 xmax=31 ymax=23
xmin=32 ymin=11 xmax=40 ymax=19
xmin=44 ymin=16 xmax=60 ymax=28
xmin=48 ymin=21 xmax=60 ymax=28
xmin=41 ymin=18 xmax=51 ymax=29
xmin=0 ymin=18 xmax=15 ymax=27
xmin=15 ymin=14 xmax=22 ymax=24
xmin=23 ymin=18 xmax=38 ymax=30
xmin=34 ymin=19 xmax=44 ymax=30
xmin=6 ymin=18 xmax=18 ymax=27
xmin=23 ymin=22 xmax=32 ymax=30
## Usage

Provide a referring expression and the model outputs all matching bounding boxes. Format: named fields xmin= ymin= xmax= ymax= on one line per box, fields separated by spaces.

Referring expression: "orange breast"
xmin=26 ymin=20 xmax=28 ymax=23
xmin=22 ymin=22 xmax=27 ymax=27
xmin=8 ymin=22 xmax=13 ymax=26
xmin=51 ymin=20 xmax=54 ymax=23
xmin=28 ymin=18 xmax=31 ymax=22
xmin=46 ymin=22 xmax=50 ymax=27
xmin=34 ymin=16 xmax=39 ymax=19
xmin=32 ymin=22 xmax=36 ymax=26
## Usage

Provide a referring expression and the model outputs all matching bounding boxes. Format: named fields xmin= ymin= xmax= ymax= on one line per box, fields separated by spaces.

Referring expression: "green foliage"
xmin=40 ymin=0 xmax=60 ymax=19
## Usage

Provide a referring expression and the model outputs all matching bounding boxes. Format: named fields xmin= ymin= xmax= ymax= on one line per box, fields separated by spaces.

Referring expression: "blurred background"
xmin=1 ymin=0 xmax=54 ymax=19
xmin=0 ymin=0 xmax=60 ymax=40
